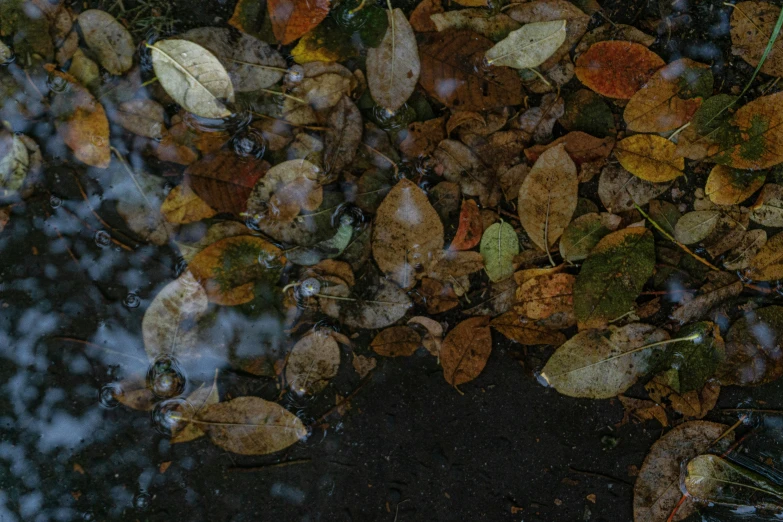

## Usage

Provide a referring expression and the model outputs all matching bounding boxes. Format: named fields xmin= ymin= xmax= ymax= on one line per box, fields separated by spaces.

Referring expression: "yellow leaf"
xmin=704 ymin=165 xmax=766 ymax=206
xmin=614 ymin=134 xmax=684 ymax=182
xmin=161 ymin=185 xmax=216 ymax=224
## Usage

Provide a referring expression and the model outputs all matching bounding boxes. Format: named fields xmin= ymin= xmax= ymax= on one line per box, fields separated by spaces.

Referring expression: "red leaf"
xmin=575 ymin=41 xmax=664 ymax=99
xmin=184 ymin=151 xmax=268 ymax=215
xmin=267 ymin=0 xmax=330 ymax=45
xmin=449 ymin=199 xmax=483 ymax=251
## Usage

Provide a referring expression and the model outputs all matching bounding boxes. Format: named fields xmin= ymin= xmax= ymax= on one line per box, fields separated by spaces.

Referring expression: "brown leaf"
xmin=399 ymin=117 xmax=446 ymax=159
xmin=524 ymin=131 xmax=614 ymax=182
xmin=198 ymin=396 xmax=307 ymax=455
xmin=372 ymin=178 xmax=445 ymax=289
xmin=418 ymin=30 xmax=523 ymax=111
xmin=44 ymin=65 xmax=110 ymax=168
xmin=184 ymin=151 xmax=268 ymax=216
xmin=645 ymin=375 xmax=720 ymax=419
xmin=430 ymin=139 xmax=500 ymax=206
xmin=409 ymin=0 xmax=443 ymax=32
xmin=490 ymin=312 xmax=566 ymax=345
xmin=671 ymin=278 xmax=743 ymax=325
xmin=449 ymin=199 xmax=483 ymax=251
xmin=575 ymin=41 xmax=665 ymax=99
xmin=371 ymin=326 xmax=422 ymax=357
xmin=324 ymin=95 xmax=362 ymax=176
xmin=515 ymin=273 xmax=575 ymax=321
xmin=416 ymin=277 xmax=460 ymax=314
xmin=114 ymin=99 xmax=165 ymax=140
xmin=441 ymin=316 xmax=492 ymax=386
xmin=617 ymin=396 xmax=668 ymax=427
xmin=730 ymin=1 xmax=783 ymax=78
xmin=746 ymin=230 xmax=783 ymax=281
xmin=113 ymin=377 xmax=156 ymax=411
xmin=267 ymin=0 xmax=330 ymax=45
xmin=171 ymin=372 xmax=220 ymax=444
xmin=408 ymin=316 xmax=444 ymax=356
xmin=285 ymin=332 xmax=340 ymax=394
xmin=161 ymin=185 xmax=216 ymax=224
xmin=352 ymin=354 xmax=377 ymax=378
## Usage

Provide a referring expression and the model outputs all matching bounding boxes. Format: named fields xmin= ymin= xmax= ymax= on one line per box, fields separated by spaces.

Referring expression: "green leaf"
xmin=559 ymin=213 xmax=619 ymax=262
xmin=674 ymin=210 xmax=720 ymax=245
xmin=657 ymin=321 xmax=725 ymax=393
xmin=480 ymin=221 xmax=519 ymax=283
xmin=486 ymin=20 xmax=567 ymax=69
xmin=684 ymin=454 xmax=783 ymax=509
xmin=573 ymin=227 xmax=655 ymax=329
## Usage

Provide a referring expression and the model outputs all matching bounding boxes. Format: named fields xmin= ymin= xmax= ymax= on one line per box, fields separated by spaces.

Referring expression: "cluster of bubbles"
xmin=93 ymin=230 xmax=112 ymax=248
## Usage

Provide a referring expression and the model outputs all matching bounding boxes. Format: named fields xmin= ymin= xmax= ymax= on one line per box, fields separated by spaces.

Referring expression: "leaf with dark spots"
xmin=441 ymin=316 xmax=492 ymax=386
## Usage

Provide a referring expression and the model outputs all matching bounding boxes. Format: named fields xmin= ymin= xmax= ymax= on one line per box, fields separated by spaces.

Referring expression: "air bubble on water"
xmin=81 ymin=511 xmax=95 ymax=521
xmin=94 ymin=230 xmax=111 ymax=248
xmin=151 ymin=398 xmax=191 ymax=436
xmin=232 ymin=128 xmax=266 ymax=159
xmin=49 ymin=195 xmax=62 ymax=208
xmin=47 ymin=73 xmax=69 ymax=93
xmin=299 ymin=278 xmax=321 ymax=297
xmin=99 ymin=383 xmax=122 ymax=408
xmin=146 ymin=356 xmax=186 ymax=399
xmin=133 ymin=491 xmax=151 ymax=511
xmin=123 ymin=292 xmax=141 ymax=309
xmin=285 ymin=65 xmax=304 ymax=83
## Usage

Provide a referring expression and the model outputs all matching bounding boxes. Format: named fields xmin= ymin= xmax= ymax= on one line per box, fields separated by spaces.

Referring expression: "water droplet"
xmin=299 ymin=278 xmax=321 ymax=297
xmin=146 ymin=356 xmax=186 ymax=399
xmin=94 ymin=230 xmax=111 ymax=248
xmin=286 ymin=65 xmax=304 ymax=84
xmin=123 ymin=292 xmax=141 ymax=309
xmin=231 ymin=128 xmax=266 ymax=159
xmin=47 ymin=72 xmax=69 ymax=93
xmin=133 ymin=491 xmax=151 ymax=511
xmin=99 ymin=383 xmax=121 ymax=408
xmin=151 ymin=398 xmax=191 ymax=436
xmin=49 ymin=195 xmax=62 ymax=208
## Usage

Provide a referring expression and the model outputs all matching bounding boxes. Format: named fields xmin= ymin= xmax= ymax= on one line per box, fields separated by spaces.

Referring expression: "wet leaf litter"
xmin=3 ymin=0 xmax=783 ymax=519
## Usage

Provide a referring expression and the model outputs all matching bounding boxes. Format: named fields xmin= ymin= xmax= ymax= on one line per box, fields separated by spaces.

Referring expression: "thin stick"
xmin=53 ymin=336 xmax=146 ymax=363
xmin=251 ymin=112 xmax=329 ymax=131
xmin=310 ymin=375 xmax=373 ymax=428
xmin=228 ymin=458 xmax=311 ymax=472
xmin=568 ymin=467 xmax=633 ymax=485
xmin=362 ymin=143 xmax=399 ymax=175
xmin=259 ymin=88 xmax=307 ymax=105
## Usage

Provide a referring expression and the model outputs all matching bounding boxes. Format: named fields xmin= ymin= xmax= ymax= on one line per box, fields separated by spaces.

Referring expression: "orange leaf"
xmin=575 ymin=41 xmax=664 ymax=99
xmin=267 ymin=0 xmax=330 ymax=45
xmin=449 ymin=199 xmax=483 ymax=251
xmin=441 ymin=316 xmax=492 ymax=386
xmin=184 ymin=151 xmax=268 ymax=216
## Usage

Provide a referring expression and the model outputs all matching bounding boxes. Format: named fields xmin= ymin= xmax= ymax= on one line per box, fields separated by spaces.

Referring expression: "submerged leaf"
xmin=441 ymin=317 xmax=492 ymax=386
xmin=730 ymin=1 xmax=783 ymax=78
xmin=684 ymin=454 xmax=783 ymax=509
xmin=367 ymin=8 xmax=420 ymax=112
xmin=285 ymin=332 xmax=340 ymax=395
xmin=449 ymin=199 xmax=483 ymax=251
xmin=171 ymin=372 xmax=220 ymax=444
xmin=268 ymin=0 xmax=330 ymax=45
xmin=747 ymin=230 xmax=783 ymax=281
xmin=718 ymin=305 xmax=783 ymax=386
xmin=480 ymin=221 xmax=519 ymax=282
xmin=485 ymin=20 xmax=566 ymax=70
xmin=490 ymin=312 xmax=566 ymax=345
xmin=78 ymin=10 xmax=134 ymax=75
xmin=674 ymin=210 xmax=721 ymax=245
xmin=559 ymin=212 xmax=620 ymax=262
xmin=371 ymin=325 xmax=421 ymax=357
xmin=705 ymin=165 xmax=766 ymax=206
xmin=750 ymin=183 xmax=783 ymax=227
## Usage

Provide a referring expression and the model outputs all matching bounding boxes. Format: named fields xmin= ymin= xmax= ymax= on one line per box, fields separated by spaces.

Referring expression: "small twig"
xmin=309 ymin=375 xmax=373 ymax=428
xmin=744 ymin=283 xmax=776 ymax=294
xmin=250 ymin=112 xmax=329 ymax=131
xmin=362 ymin=143 xmax=399 ymax=175
xmin=568 ymin=467 xmax=633 ymax=486
xmin=52 ymin=336 xmax=146 ymax=363
xmin=228 ymin=458 xmax=312 ymax=473
xmin=497 ymin=209 xmax=520 ymax=222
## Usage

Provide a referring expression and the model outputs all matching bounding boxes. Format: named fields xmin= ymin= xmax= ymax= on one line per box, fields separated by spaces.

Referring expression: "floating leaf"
xmin=634 ymin=421 xmax=733 ymax=522
xmin=171 ymin=372 xmax=220 ymax=444
xmin=142 ymin=271 xmax=208 ymax=360
xmin=441 ymin=316 xmax=492 ymax=386
xmin=623 ymin=58 xmax=712 ymax=133
xmin=598 ymin=164 xmax=671 ymax=213
xmin=285 ymin=332 xmax=340 ymax=395
xmin=372 ymin=178 xmax=444 ymax=289
xmin=490 ymin=312 xmax=566 ymax=345
xmin=324 ymin=95 xmax=362 ymax=176
xmin=114 ymin=99 xmax=165 ymax=140
xmin=44 ymin=66 xmax=110 ymax=168
xmin=485 ymin=20 xmax=566 ymax=70
xmin=730 ymin=1 xmax=783 ymax=78
xmin=267 ymin=0 xmax=330 ymax=45
xmin=718 ymin=305 xmax=783 ymax=386
xmin=188 ymin=236 xmax=285 ymax=306
xmin=185 ymin=151 xmax=267 ymax=216
xmin=150 ymin=39 xmax=234 ymax=119
xmin=367 ymin=8 xmax=420 ymax=113
xmin=78 ymin=10 xmax=134 ymax=75
xmin=645 ymin=376 xmax=720 ymax=420
xmin=674 ymin=210 xmax=721 ymax=245
xmin=684 ymin=454 xmax=783 ymax=509
xmin=705 ymin=165 xmax=766 ymax=206
xmin=659 ymin=322 xmax=725 ymax=393
xmin=339 ymin=277 xmax=412 ymax=329
xmin=113 ymin=167 xmax=175 ymax=246
xmin=371 ymin=325 xmax=421 ymax=357
xmin=617 ymin=396 xmax=668 ymax=427
xmin=197 ymin=396 xmax=307 ymax=455
xmin=515 ymin=273 xmax=574 ymax=321
xmin=418 ymin=30 xmax=523 ymax=111
xmin=540 ymin=323 xmax=670 ymax=399
xmin=559 ymin=212 xmax=620 ymax=262
xmin=113 ymin=377 xmax=157 ymax=412
xmin=575 ymin=41 xmax=665 ymax=99
xmin=517 ymin=143 xmax=578 ymax=252
xmin=449 ymin=199 xmax=483 ymax=251
xmin=746 ymin=230 xmax=783 ymax=280
xmin=161 ymin=185 xmax=216 ymax=224
xmin=480 ymin=221 xmax=519 ymax=282
xmin=750 ymin=183 xmax=783 ymax=227
xmin=614 ymin=134 xmax=684 ymax=182
xmin=245 ymin=159 xmax=321 ymax=222
xmin=573 ymin=227 xmax=655 ymax=330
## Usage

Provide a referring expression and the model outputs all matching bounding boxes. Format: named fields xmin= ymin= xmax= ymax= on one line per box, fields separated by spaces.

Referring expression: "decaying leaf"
xmin=78 ymin=10 xmax=134 ymax=75
xmin=705 ymin=165 xmax=766 ymax=206
xmin=617 ymin=396 xmax=668 ymax=427
xmin=718 ymin=305 xmax=783 ymax=386
xmin=245 ymin=159 xmax=321 ymax=222
xmin=674 ymin=210 xmax=721 ymax=245
xmin=540 ymin=323 xmax=669 ymax=399
xmin=515 ymin=273 xmax=574 ymax=321
xmin=114 ymin=99 xmax=165 ymax=140
xmin=285 ymin=332 xmax=340 ymax=394
xmin=430 ymin=9 xmax=520 ymax=42
xmin=0 ymin=131 xmax=29 ymax=198
xmin=142 ymin=271 xmax=208 ymax=360
xmin=614 ymin=134 xmax=684 ymax=182
xmin=449 ymin=199 xmax=483 ymax=251
xmin=268 ymin=0 xmax=330 ymax=45
xmin=324 ymin=95 xmax=362 ymax=176
xmin=352 ymin=354 xmax=377 ymax=378
xmin=671 ymin=277 xmax=743 ymax=325
xmin=575 ymin=41 xmax=665 ymax=99
xmin=367 ymin=8 xmax=420 ymax=113
xmin=684 ymin=454 xmax=783 ymax=508
xmin=372 ymin=178 xmax=444 ymax=289
xmin=517 ymin=143 xmax=578 ymax=252
xmin=430 ymin=139 xmax=500 ymax=206
xmin=598 ymin=163 xmax=671 ymax=213
xmin=573 ymin=227 xmax=655 ymax=330
xmin=723 ymin=229 xmax=767 ymax=270
xmin=750 ymin=183 xmax=783 ymax=227
xmin=441 ymin=316 xmax=492 ymax=386
xmin=746 ymin=230 xmax=783 ymax=281
xmin=197 ymin=396 xmax=307 ymax=455
xmin=490 ymin=312 xmax=566 ymax=345
xmin=339 ymin=277 xmax=413 ymax=329
xmin=485 ymin=20 xmax=566 ymax=70
xmin=150 ymin=39 xmax=234 ymax=119
xmin=645 ymin=375 xmax=720 ymax=420
xmin=480 ymin=221 xmax=519 ymax=282
xmin=559 ymin=212 xmax=621 ymax=262
xmin=171 ymin=372 xmax=220 ymax=444
xmin=730 ymin=1 xmax=783 ymax=78
xmin=185 ymin=151 xmax=267 ymax=216
xmin=161 ymin=184 xmax=217 ymax=224
xmin=371 ymin=325 xmax=421 ymax=357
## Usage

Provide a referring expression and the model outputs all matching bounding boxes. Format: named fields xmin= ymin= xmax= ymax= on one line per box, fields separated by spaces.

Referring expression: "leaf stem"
xmin=259 ymin=88 xmax=307 ymax=104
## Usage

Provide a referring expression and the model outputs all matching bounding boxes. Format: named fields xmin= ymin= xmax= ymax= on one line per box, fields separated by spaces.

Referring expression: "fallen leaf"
xmin=660 ymin=321 xmax=725 ymax=393
xmin=409 ymin=0 xmax=442 ymax=32
xmin=367 ymin=8 xmax=420 ymax=113
xmin=671 ymin=279 xmax=743 ymax=325
xmin=541 ymin=323 xmax=670 ymax=398
xmin=161 ymin=185 xmax=216 ymax=224
xmin=705 ymin=165 xmax=766 ymax=206
xmin=485 ymin=20 xmax=566 ymax=70
xmin=723 ymin=229 xmax=767 ymax=270
xmin=515 ymin=273 xmax=575 ymax=321
xmin=372 ymin=178 xmax=444 ymax=289
xmin=430 ymin=139 xmax=500 ymax=206
xmin=113 ymin=377 xmax=157 ymax=411
xmin=114 ymin=99 xmax=165 ymax=140
xmin=416 ymin=277 xmax=460 ymax=314
xmin=480 ymin=221 xmax=519 ymax=282
xmin=490 ymin=312 xmax=566 ymax=345
xmin=617 ymin=396 xmax=668 ymax=427
xmin=747 ymin=230 xmax=783 ymax=280
xmin=683 ymin=453 xmax=783 ymax=508
xmin=184 ymin=151 xmax=267 ymax=216
xmin=150 ymin=39 xmax=234 ymax=119
xmin=44 ymin=66 xmax=110 ymax=168
xmin=418 ymin=30 xmax=523 ymax=110
xmin=646 ymin=375 xmax=720 ymax=420
xmin=615 ymin=134 xmax=684 ymax=183
xmin=113 ymin=168 xmax=175 ymax=245
xmin=750 ymin=183 xmax=783 ymax=227
xmin=559 ymin=213 xmax=621 ymax=262
xmin=573 ymin=227 xmax=656 ymax=330
xmin=633 ymin=421 xmax=733 ymax=522
xmin=324 ymin=95 xmax=362 ymax=176
xmin=78 ymin=10 xmax=134 ymax=75
xmin=352 ymin=354 xmax=377 ymax=378
xmin=559 ymin=89 xmax=616 ymax=137
xmin=286 ymin=332 xmax=340 ymax=394
xmin=598 ymin=163 xmax=672 ymax=213
xmin=674 ymin=210 xmax=721 ymax=245
xmin=268 ymin=0 xmax=330 ymax=44
xmin=524 ymin=131 xmax=615 ymax=181
xmin=517 ymin=143 xmax=578 ymax=252
xmin=228 ymin=0 xmax=268 ymax=38
xmin=198 ymin=396 xmax=307 ymax=455
xmin=399 ymin=117 xmax=446 ymax=159
xmin=575 ymin=41 xmax=665 ymax=99
xmin=430 ymin=9 xmax=520 ymax=42
xmin=142 ymin=271 xmax=208 ymax=360
xmin=462 ymin=277 xmax=518 ymax=316
xmin=245 ymin=159 xmax=321 ymax=222
xmin=730 ymin=1 xmax=783 ymax=78
xmin=449 ymin=199 xmax=483 ymax=251
xmin=371 ymin=325 xmax=421 ymax=357
xmin=441 ymin=316 xmax=492 ymax=386
xmin=718 ymin=305 xmax=783 ymax=386
xmin=188 ymin=236 xmax=285 ymax=306
xmin=340 ymin=277 xmax=413 ymax=329
xmin=623 ymin=58 xmax=712 ymax=133
xmin=171 ymin=372 xmax=220 ymax=444
xmin=516 ymin=93 xmax=564 ymax=144
xmin=407 ymin=316 xmax=443 ymax=356
xmin=0 ymin=131 xmax=29 ymax=198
